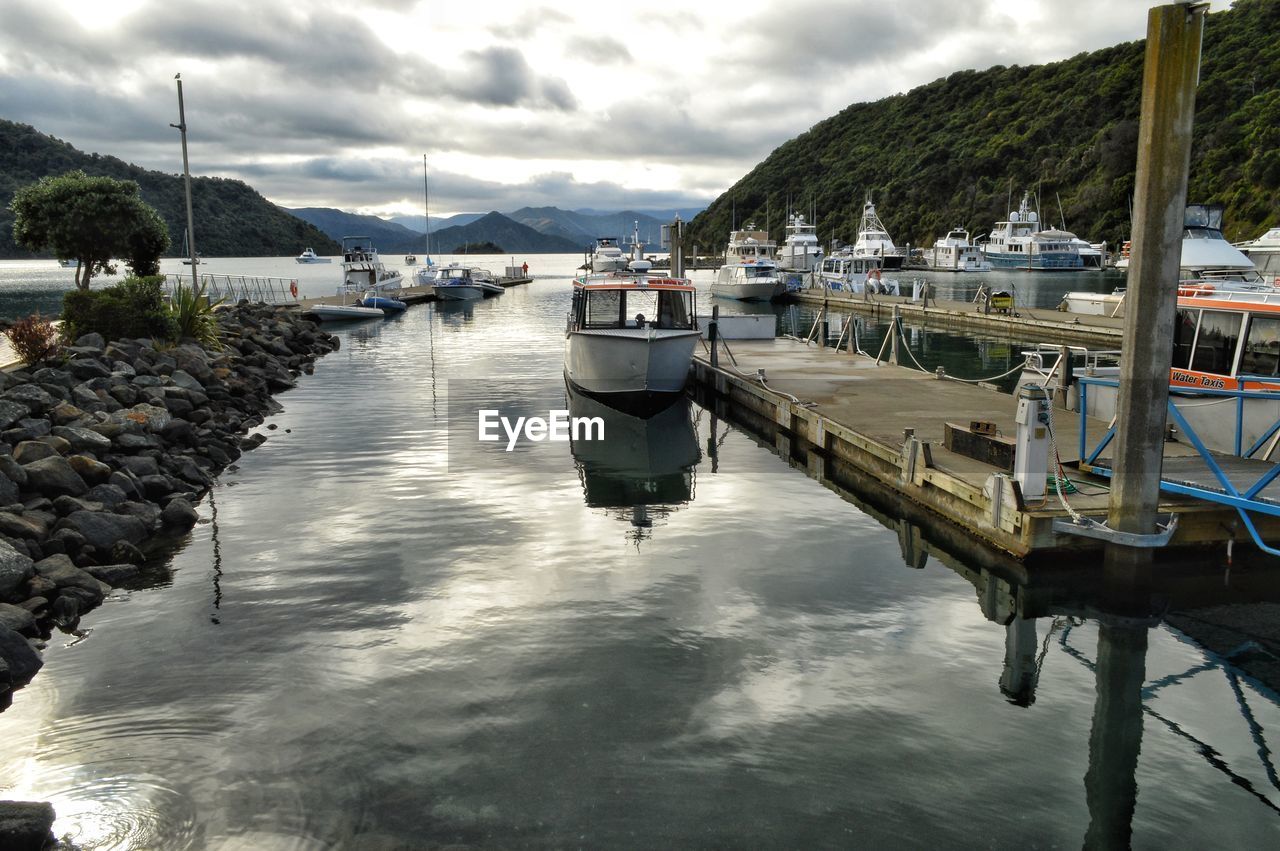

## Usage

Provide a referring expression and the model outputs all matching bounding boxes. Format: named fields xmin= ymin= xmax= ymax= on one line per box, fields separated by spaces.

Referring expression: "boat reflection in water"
xmin=567 ymin=387 xmax=700 ymax=543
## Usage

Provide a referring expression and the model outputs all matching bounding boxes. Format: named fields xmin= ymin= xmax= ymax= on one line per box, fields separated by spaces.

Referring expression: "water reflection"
xmin=568 ymin=389 xmax=700 ymax=545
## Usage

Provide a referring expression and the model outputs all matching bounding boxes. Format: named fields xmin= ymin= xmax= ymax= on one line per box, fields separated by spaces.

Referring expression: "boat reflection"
xmin=568 ymin=388 xmax=701 ymax=544
xmin=434 ymin=298 xmax=475 ymax=325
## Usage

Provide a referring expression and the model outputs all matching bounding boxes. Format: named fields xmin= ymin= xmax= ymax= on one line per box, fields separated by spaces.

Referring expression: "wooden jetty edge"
xmin=689 ymin=337 xmax=1280 ymax=565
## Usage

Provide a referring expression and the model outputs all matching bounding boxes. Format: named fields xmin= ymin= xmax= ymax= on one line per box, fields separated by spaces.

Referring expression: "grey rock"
xmin=0 ymin=512 xmax=46 ymax=541
xmin=57 ymin=510 xmax=147 ymax=551
xmin=107 ymin=471 xmax=141 ymax=499
xmin=67 ymin=358 xmax=112 ymax=381
xmin=109 ymin=403 xmax=171 ymax=433
xmin=3 ymin=384 xmax=58 ymax=414
xmin=34 ymin=435 xmax=71 ymax=454
xmin=0 ymin=603 xmax=36 ymax=634
xmin=22 ymin=456 xmax=89 ymax=498
xmin=0 ymin=540 xmax=34 ymax=602
xmin=130 ymin=375 xmax=165 ymax=388
xmin=86 ymin=563 xmax=141 ymax=585
xmin=12 ymin=441 xmax=57 ymax=465
xmin=0 ymin=477 xmax=17 ymax=507
xmin=0 ymin=624 xmax=44 ymax=685
xmin=32 ymin=554 xmax=111 ymax=599
xmin=169 ymin=369 xmax=204 ymax=392
xmin=116 ymin=500 xmax=162 ymax=530
xmin=75 ymin=331 xmax=106 ymax=349
xmin=109 ymin=540 xmax=145 ymax=565
xmin=119 ymin=456 xmax=159 ymax=478
xmin=52 ymin=495 xmax=106 ymax=516
xmin=0 ymin=400 xmax=30 ymax=430
xmin=116 ymin=433 xmax=161 ymax=452
xmin=51 ymin=426 xmax=112 ymax=453
xmin=66 ymin=455 xmax=112 ymax=485
xmin=48 ymin=401 xmax=88 ymax=426
xmin=0 ymin=458 xmax=25 ymax=489
xmin=16 ymin=418 xmax=51 ymax=437
xmin=30 ymin=367 xmax=74 ymax=389
xmin=85 ymin=484 xmax=129 ymax=507
xmin=161 ymin=497 xmax=199 ymax=529
xmin=110 ymin=360 xmax=137 ymax=378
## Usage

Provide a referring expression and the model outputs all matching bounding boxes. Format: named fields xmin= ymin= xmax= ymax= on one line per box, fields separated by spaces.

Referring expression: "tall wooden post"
xmin=1105 ymin=2 xmax=1206 ymax=573
xmin=672 ymin=215 xmax=685 ymax=278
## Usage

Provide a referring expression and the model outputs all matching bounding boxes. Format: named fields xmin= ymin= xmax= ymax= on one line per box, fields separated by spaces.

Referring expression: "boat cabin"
xmin=1171 ymin=293 xmax=1280 ymax=383
xmin=570 ymin=279 xmax=696 ymax=331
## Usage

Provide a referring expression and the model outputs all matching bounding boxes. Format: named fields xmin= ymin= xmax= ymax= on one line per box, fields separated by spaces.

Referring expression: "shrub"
xmin=3 ymin=313 xmax=62 ymax=366
xmin=61 ymin=275 xmax=176 ymax=344
xmin=169 ymin=281 xmax=224 ymax=348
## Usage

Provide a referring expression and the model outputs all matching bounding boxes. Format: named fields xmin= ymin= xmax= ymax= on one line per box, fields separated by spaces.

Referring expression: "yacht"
xmin=852 ymin=198 xmax=905 ymax=270
xmin=982 ymin=192 xmax=1084 ymax=270
xmin=711 ymin=223 xmax=784 ymax=301
xmin=1241 ymin=226 xmax=1280 ymax=282
xmin=588 ymin=237 xmax=628 ymax=273
xmin=776 ymin=213 xmax=822 ymax=272
xmin=564 ymin=271 xmax=700 ymax=415
xmin=925 ymin=228 xmax=991 ymax=272
xmin=1114 ymin=204 xmax=1263 ymax=284
xmin=295 ymin=247 xmax=331 ymax=264
xmin=339 ymin=237 xmax=403 ymax=293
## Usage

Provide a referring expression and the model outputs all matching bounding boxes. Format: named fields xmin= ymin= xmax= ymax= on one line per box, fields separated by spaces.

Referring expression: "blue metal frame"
xmin=1076 ymin=375 xmax=1280 ymax=556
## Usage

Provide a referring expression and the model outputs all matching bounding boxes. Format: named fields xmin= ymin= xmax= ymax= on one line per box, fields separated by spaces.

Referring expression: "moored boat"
xmin=982 ymin=192 xmax=1084 ymax=270
xmin=404 ymin=254 xmax=417 ymax=265
xmin=588 ymin=237 xmax=628 ymax=273
xmin=429 ymin=264 xmax=503 ymax=300
xmin=564 ymin=271 xmax=700 ymax=416
xmin=814 ymin=250 xmax=900 ymax=295
xmin=711 ymin=223 xmax=785 ymax=301
xmin=925 ymin=228 xmax=991 ymax=272
xmin=306 ymin=302 xmax=384 ymax=322
xmin=852 ymin=198 xmax=905 ymax=270
xmin=776 ymin=213 xmax=822 ymax=272
xmin=1240 ymin=226 xmax=1280 ymax=283
xmin=296 ymin=247 xmax=331 ymax=264
xmin=340 ymin=236 xmax=403 ymax=293
xmin=358 ymin=291 xmax=408 ymax=313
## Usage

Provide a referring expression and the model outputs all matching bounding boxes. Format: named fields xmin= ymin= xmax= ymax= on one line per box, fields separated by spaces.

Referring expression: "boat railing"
xmin=163 ymin=273 xmax=297 ymax=306
xmin=1076 ymin=374 xmax=1280 ymax=555
xmin=1021 ymin=344 xmax=1121 ymax=380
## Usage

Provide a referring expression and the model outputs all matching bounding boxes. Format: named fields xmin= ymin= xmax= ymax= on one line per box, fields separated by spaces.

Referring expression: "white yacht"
xmin=852 ymin=198 xmax=905 ymax=270
xmin=776 ymin=213 xmax=822 ymax=272
xmin=564 ymin=272 xmax=700 ymax=415
xmin=711 ymin=223 xmax=784 ymax=301
xmin=295 ymin=247 xmax=330 ymax=264
xmin=925 ymin=228 xmax=991 ymax=272
xmin=1241 ymin=226 xmax=1280 ymax=282
xmin=982 ymin=192 xmax=1084 ymax=270
xmin=588 ymin=237 xmax=628 ymax=273
xmin=339 ymin=237 xmax=403 ymax=293
xmin=1114 ymin=204 xmax=1263 ymax=283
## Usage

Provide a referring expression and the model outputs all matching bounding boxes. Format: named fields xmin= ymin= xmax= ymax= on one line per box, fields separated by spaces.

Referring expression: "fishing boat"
xmin=358 ymin=291 xmax=408 ymax=313
xmin=295 ymin=247 xmax=331 ymax=264
xmin=982 ymin=192 xmax=1084 ymax=270
xmin=814 ymin=250 xmax=900 ymax=295
xmin=852 ymin=198 xmax=906 ymax=270
xmin=925 ymin=228 xmax=991 ymax=272
xmin=776 ymin=213 xmax=822 ymax=272
xmin=1240 ymin=226 xmax=1280 ymax=282
xmin=564 ymin=271 xmax=700 ymax=415
xmin=588 ymin=237 xmax=628 ymax=272
xmin=340 ymin=236 xmax=403 ymax=293
xmin=711 ymin=223 xmax=785 ymax=301
xmin=430 ymin=264 xmax=503 ymax=300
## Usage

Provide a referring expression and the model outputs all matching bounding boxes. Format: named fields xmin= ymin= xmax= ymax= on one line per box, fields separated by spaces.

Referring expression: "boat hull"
xmin=307 ymin=305 xmax=384 ymax=322
xmin=984 ymin=250 xmax=1084 ymax=270
xmin=710 ymin=280 xmax=786 ymax=301
xmin=433 ymin=285 xmax=484 ymax=301
xmin=564 ymin=328 xmax=699 ymax=415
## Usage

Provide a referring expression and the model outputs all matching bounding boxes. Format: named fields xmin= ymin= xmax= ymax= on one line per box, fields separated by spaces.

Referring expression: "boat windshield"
xmin=1185 ymin=204 xmax=1225 ymax=230
xmin=578 ymin=288 xmax=693 ymax=330
xmin=740 ymin=266 xmax=776 ymax=280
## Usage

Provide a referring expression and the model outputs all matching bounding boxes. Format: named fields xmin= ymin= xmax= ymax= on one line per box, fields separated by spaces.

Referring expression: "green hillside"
xmin=0 ymin=119 xmax=340 ymax=258
xmin=688 ymin=0 xmax=1280 ymax=252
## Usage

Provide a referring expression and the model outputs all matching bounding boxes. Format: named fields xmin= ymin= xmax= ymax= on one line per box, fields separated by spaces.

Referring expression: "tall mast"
xmin=422 ymin=154 xmax=431 ymax=262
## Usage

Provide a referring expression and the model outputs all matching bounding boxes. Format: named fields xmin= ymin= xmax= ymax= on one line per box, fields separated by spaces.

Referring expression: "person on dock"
xmin=522 ymin=261 xmax=529 ymax=276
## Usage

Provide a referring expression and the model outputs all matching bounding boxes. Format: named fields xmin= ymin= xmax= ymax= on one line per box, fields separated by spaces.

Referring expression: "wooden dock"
xmin=296 ymin=275 xmax=531 ymax=311
xmin=788 ymin=287 xmax=1125 ymax=348
xmin=690 ymin=337 xmax=1278 ymax=564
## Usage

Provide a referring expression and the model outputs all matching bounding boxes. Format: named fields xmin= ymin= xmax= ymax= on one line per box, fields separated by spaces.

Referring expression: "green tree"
xmin=9 ymin=170 xmax=171 ymax=288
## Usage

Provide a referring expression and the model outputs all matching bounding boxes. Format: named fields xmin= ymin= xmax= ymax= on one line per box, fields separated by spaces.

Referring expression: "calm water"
xmin=1 ymin=256 xmax=1279 ymax=848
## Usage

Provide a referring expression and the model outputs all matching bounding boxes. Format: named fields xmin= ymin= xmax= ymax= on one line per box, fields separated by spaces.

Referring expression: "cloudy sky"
xmin=0 ymin=0 xmax=1233 ymax=218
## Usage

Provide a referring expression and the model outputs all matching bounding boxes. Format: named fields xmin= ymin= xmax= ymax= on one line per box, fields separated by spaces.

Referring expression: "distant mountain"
xmin=388 ymin=213 xmax=486 ymax=233
xmin=574 ymin=207 xmax=705 ymax=222
xmin=507 ymin=207 xmax=672 ymax=249
xmin=288 ymin=207 xmax=426 ymax=254
xmin=429 ymin=211 xmax=583 ymax=254
xmin=0 ymin=119 xmax=339 ymax=259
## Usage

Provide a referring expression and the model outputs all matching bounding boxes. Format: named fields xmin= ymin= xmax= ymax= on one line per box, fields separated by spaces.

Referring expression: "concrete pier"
xmin=689 ymin=337 xmax=1280 ymax=563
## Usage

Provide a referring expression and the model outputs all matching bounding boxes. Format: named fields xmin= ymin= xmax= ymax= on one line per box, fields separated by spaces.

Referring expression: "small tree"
xmin=9 ymin=170 xmax=171 ymax=289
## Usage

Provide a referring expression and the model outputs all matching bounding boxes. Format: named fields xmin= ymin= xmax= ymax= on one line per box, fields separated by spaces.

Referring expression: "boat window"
xmin=1253 ymin=253 xmax=1280 ymax=276
xmin=1172 ymin=308 xmax=1197 ymax=368
xmin=1190 ymin=310 xmax=1243 ymax=375
xmin=1239 ymin=315 xmax=1280 ymax=377
xmin=584 ymin=290 xmax=624 ymax=328
xmin=743 ymin=266 xmax=774 ymax=279
xmin=656 ymin=291 xmax=692 ymax=329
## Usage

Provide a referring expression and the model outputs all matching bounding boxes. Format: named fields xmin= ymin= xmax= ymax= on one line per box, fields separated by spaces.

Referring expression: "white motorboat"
xmin=712 ymin=223 xmax=785 ymax=301
xmin=340 ymin=236 xmax=403 ymax=293
xmin=1240 ymin=226 xmax=1280 ymax=283
xmin=429 ymin=264 xmax=503 ymax=300
xmin=982 ymin=192 xmax=1084 ymax=270
xmin=852 ymin=198 xmax=906 ymax=270
xmin=296 ymin=247 xmax=331 ymax=264
xmin=564 ymin=272 xmax=700 ymax=415
xmin=404 ymin=254 xmax=417 ymax=265
xmin=588 ymin=237 xmax=628 ymax=273
xmin=776 ymin=213 xmax=822 ymax=272
xmin=925 ymin=228 xmax=991 ymax=272
xmin=814 ymin=251 xmax=900 ymax=295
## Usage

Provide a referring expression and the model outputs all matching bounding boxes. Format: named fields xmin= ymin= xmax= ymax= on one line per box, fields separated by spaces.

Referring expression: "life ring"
xmin=290 ymin=280 xmax=299 ymax=298
xmin=1178 ymin=282 xmax=1214 ymax=297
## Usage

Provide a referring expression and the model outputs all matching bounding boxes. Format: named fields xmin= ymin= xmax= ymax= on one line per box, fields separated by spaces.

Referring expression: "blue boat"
xmin=358 ymin=291 xmax=408 ymax=313
xmin=982 ymin=192 xmax=1084 ymax=271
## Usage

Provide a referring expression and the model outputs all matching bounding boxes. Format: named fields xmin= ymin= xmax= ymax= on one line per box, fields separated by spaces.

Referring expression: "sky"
xmin=0 ymin=0 xmax=1235 ymax=219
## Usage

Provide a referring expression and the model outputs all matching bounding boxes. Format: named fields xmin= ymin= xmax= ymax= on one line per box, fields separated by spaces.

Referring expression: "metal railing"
xmin=163 ymin=273 xmax=298 ymax=305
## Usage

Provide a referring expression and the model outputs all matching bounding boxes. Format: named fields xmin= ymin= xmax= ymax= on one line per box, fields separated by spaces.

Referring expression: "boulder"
xmin=51 ymin=426 xmax=113 ymax=454
xmin=57 ymin=510 xmax=147 ymax=552
xmin=22 ymin=456 xmax=89 ymax=498
xmin=161 ymin=497 xmax=199 ymax=530
xmin=47 ymin=401 xmax=88 ymax=426
xmin=12 ymin=441 xmax=58 ymax=465
xmin=0 ymin=400 xmax=30 ymax=430
xmin=109 ymin=540 xmax=145 ymax=565
xmin=3 ymin=384 xmax=58 ymax=414
xmin=0 ymin=512 xmax=46 ymax=541
xmin=116 ymin=501 xmax=162 ymax=530
xmin=66 ymin=455 xmax=112 ymax=485
xmin=0 ymin=603 xmax=35 ymax=634
xmin=0 ymin=457 xmax=28 ymax=488
xmin=0 ymin=540 xmax=34 ymax=602
xmin=0 ymin=625 xmax=43 ymax=686
xmin=75 ymin=332 xmax=106 ymax=349
xmin=169 ymin=370 xmax=204 ymax=392
xmin=0 ymin=478 xmax=17 ymax=507
xmin=86 ymin=563 xmax=141 ymax=585
xmin=85 ymin=484 xmax=129 ymax=507
xmin=109 ymin=403 xmax=171 ymax=433
xmin=67 ymin=359 xmax=112 ymax=381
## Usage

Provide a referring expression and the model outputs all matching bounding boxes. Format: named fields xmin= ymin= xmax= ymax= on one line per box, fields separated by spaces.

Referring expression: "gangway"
xmin=163 ymin=273 xmax=298 ymax=305
xmin=1074 ymin=375 xmax=1280 ymax=556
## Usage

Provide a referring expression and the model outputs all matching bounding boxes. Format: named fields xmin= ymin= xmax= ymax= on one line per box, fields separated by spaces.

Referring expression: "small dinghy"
xmin=358 ymin=291 xmax=408 ymax=313
xmin=306 ymin=303 xmax=384 ymax=322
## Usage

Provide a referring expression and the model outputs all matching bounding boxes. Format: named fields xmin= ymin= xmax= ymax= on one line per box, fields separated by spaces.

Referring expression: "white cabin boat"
xmin=712 ymin=223 xmax=784 ymax=301
xmin=982 ymin=193 xmax=1084 ymax=270
xmin=429 ymin=264 xmax=503 ymax=300
xmin=589 ymin=237 xmax=628 ymax=273
xmin=1117 ymin=205 xmax=1262 ymax=284
xmin=776 ymin=213 xmax=822 ymax=272
xmin=565 ymin=272 xmax=700 ymax=415
xmin=295 ymin=247 xmax=330 ymax=264
xmin=1241 ymin=226 xmax=1280 ymax=283
xmin=340 ymin=237 xmax=403 ymax=293
xmin=815 ymin=251 xmax=900 ymax=295
xmin=852 ymin=199 xmax=905 ymax=270
xmin=926 ymin=228 xmax=991 ymax=272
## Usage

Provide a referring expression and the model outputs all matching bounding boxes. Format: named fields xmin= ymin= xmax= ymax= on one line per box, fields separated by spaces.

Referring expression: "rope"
xmin=886 ymin=316 xmax=1028 ymax=384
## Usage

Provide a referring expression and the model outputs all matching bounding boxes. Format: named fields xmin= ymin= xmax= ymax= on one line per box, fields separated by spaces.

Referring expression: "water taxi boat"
xmin=711 ymin=223 xmax=785 ymax=301
xmin=852 ymin=198 xmax=905 ymax=270
xmin=982 ymin=192 xmax=1084 ymax=270
xmin=296 ymin=247 xmax=331 ymax=264
xmin=925 ymin=227 xmax=991 ymax=272
xmin=340 ymin=236 xmax=403 ymax=293
xmin=564 ymin=272 xmax=700 ymax=415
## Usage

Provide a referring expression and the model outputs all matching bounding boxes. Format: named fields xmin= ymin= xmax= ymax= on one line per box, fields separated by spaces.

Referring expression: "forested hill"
xmin=688 ymin=0 xmax=1280 ymax=252
xmin=0 ymin=119 xmax=340 ymax=258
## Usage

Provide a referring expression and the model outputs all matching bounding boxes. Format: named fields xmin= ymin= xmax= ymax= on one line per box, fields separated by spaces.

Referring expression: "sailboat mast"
xmin=422 ymin=154 xmax=431 ymax=263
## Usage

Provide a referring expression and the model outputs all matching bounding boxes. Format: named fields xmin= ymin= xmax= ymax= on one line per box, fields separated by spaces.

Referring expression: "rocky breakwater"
xmin=0 ymin=303 xmax=339 ymax=705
